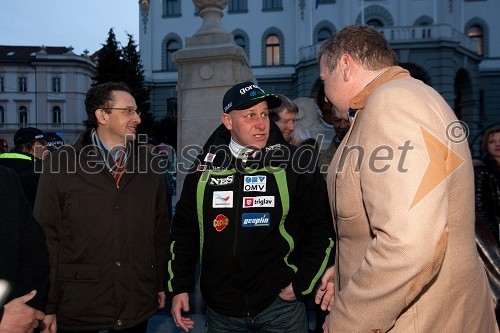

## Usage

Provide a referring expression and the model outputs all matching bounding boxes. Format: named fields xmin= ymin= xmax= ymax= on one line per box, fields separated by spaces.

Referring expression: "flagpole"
xmin=361 ymin=0 xmax=365 ymax=25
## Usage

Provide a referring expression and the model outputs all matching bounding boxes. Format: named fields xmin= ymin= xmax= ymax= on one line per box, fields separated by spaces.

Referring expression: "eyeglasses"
xmin=101 ymin=107 xmax=141 ymax=116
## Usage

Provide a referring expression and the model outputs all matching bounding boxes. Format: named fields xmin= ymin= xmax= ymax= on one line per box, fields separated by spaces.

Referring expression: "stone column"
xmin=174 ymin=0 xmax=255 ymax=194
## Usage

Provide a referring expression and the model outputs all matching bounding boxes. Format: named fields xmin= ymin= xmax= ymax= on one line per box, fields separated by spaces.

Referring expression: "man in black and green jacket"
xmin=168 ymin=82 xmax=334 ymax=333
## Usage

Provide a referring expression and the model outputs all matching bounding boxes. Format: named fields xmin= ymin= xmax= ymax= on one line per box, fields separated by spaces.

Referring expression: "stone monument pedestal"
xmin=174 ymin=0 xmax=255 ymax=196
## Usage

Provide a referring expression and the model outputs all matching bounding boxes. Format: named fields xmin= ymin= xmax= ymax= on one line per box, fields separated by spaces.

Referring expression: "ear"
xmin=95 ymin=109 xmax=108 ymax=126
xmin=221 ymin=113 xmax=232 ymax=131
xmin=340 ymin=54 xmax=352 ymax=82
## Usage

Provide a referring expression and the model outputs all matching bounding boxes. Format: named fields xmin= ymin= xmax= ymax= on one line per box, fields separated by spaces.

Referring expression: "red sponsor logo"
xmin=244 ymin=198 xmax=254 ymax=207
xmin=213 ymin=214 xmax=229 ymax=232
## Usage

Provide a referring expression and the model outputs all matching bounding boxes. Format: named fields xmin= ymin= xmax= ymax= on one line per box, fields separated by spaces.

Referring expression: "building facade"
xmin=0 ymin=46 xmax=96 ymax=146
xmin=139 ymin=0 xmax=500 ymax=155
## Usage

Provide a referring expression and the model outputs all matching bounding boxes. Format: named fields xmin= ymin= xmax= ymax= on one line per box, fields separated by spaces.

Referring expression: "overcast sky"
xmin=0 ymin=0 xmax=139 ymax=55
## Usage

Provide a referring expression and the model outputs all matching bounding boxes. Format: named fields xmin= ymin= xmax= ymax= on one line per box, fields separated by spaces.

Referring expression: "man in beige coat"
xmin=315 ymin=25 xmax=498 ymax=332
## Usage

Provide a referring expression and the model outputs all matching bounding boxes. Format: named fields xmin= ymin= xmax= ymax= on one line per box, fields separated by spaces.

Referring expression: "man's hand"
xmin=278 ymin=283 xmax=296 ymax=301
xmin=0 ymin=290 xmax=45 ymax=333
xmin=158 ymin=291 xmax=166 ymax=309
xmin=171 ymin=293 xmax=194 ymax=332
xmin=39 ymin=314 xmax=56 ymax=333
xmin=315 ymin=266 xmax=335 ymax=311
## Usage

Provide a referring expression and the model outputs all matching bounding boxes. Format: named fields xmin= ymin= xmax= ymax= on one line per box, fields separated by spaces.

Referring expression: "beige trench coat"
xmin=327 ymin=67 xmax=498 ymax=332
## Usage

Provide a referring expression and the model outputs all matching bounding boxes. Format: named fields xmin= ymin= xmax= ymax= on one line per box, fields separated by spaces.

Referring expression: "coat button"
xmin=117 ymin=319 xmax=122 ymax=326
xmin=115 ymin=261 xmax=121 ymax=267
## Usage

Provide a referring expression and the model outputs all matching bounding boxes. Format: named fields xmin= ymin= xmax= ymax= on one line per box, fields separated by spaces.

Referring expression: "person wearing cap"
xmin=0 ymin=127 xmax=47 ymax=208
xmin=168 ymin=81 xmax=334 ymax=332
xmin=33 ymin=82 xmax=170 ymax=333
xmin=43 ymin=132 xmax=65 ymax=152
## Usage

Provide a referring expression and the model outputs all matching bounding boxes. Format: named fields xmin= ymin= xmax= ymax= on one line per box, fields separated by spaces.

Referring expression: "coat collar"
xmin=349 ymin=66 xmax=410 ymax=111
xmin=74 ymin=129 xmax=146 ymax=161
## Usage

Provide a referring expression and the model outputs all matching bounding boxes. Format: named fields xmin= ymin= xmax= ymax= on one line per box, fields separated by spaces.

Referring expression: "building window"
xmin=318 ymin=0 xmax=336 ymax=4
xmin=164 ymin=0 xmax=181 ymax=16
xmin=263 ymin=0 xmax=282 ymax=10
xmin=52 ymin=77 xmax=61 ymax=92
xmin=18 ymin=77 xmax=27 ymax=92
xmin=166 ymin=40 xmax=179 ymax=70
xmin=19 ymin=106 xmax=28 ymax=126
xmin=0 ymin=106 xmax=4 ymax=125
xmin=229 ymin=0 xmax=248 ymax=12
xmin=266 ymin=34 xmax=280 ymax=66
xmin=468 ymin=25 xmax=484 ymax=56
xmin=52 ymin=106 xmax=62 ymax=125
xmin=234 ymin=36 xmax=246 ymax=50
xmin=366 ymin=19 xmax=384 ymax=28
xmin=318 ymin=28 xmax=332 ymax=43
xmin=0 ymin=77 xmax=4 ymax=92
xmin=167 ymin=98 xmax=177 ymax=118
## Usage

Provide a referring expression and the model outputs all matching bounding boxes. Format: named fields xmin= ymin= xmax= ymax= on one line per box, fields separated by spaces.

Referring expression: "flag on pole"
xmin=315 ymin=0 xmax=320 ymax=9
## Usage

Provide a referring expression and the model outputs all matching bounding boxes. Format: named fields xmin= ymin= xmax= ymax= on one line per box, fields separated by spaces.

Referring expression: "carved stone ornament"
xmin=192 ymin=0 xmax=229 ymax=35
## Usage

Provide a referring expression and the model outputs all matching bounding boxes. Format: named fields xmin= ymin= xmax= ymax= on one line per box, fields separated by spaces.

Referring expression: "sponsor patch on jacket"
xmin=213 ymin=214 xmax=229 ymax=232
xmin=243 ymin=196 xmax=275 ymax=208
xmin=242 ymin=213 xmax=270 ymax=227
xmin=204 ymin=153 xmax=215 ymax=163
xmin=243 ymin=175 xmax=266 ymax=192
xmin=213 ymin=191 xmax=233 ymax=208
xmin=265 ymin=144 xmax=281 ymax=152
xmin=209 ymin=175 xmax=234 ymax=186
xmin=197 ymin=165 xmax=227 ymax=171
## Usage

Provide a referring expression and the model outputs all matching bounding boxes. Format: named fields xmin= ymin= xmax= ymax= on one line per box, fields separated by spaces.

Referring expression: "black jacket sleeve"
xmin=290 ymin=146 xmax=335 ymax=300
xmin=0 ymin=166 xmax=49 ymax=312
xmin=167 ymin=170 xmax=201 ymax=296
xmin=474 ymin=165 xmax=500 ymax=243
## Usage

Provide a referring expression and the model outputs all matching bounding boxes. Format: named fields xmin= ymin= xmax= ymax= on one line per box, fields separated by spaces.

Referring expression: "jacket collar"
xmin=197 ymin=121 xmax=291 ymax=170
xmin=74 ymin=129 xmax=146 ymax=161
xmin=349 ymin=66 xmax=410 ymax=111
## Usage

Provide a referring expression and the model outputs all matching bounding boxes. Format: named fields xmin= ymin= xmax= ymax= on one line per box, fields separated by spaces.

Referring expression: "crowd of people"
xmin=1 ymin=24 xmax=499 ymax=333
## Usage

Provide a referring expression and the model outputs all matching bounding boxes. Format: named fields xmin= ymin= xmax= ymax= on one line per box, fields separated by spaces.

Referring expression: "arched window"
xmin=234 ymin=36 xmax=246 ymax=51
xmin=19 ymin=106 xmax=28 ymax=126
xmin=467 ymin=25 xmax=484 ymax=56
xmin=266 ymin=34 xmax=280 ymax=66
xmin=366 ymin=18 xmax=384 ymax=28
xmin=166 ymin=40 xmax=179 ymax=70
xmin=318 ymin=28 xmax=332 ymax=43
xmin=53 ymin=106 xmax=62 ymax=125
xmin=167 ymin=98 xmax=177 ymax=118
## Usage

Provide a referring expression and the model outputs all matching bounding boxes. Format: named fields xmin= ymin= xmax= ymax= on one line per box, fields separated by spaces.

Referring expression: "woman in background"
xmin=474 ymin=127 xmax=500 ymax=245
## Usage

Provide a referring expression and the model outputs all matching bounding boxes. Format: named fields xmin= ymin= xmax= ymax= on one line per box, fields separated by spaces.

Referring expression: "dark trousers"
xmin=57 ymin=320 xmax=148 ymax=333
xmin=206 ymin=297 xmax=307 ymax=333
